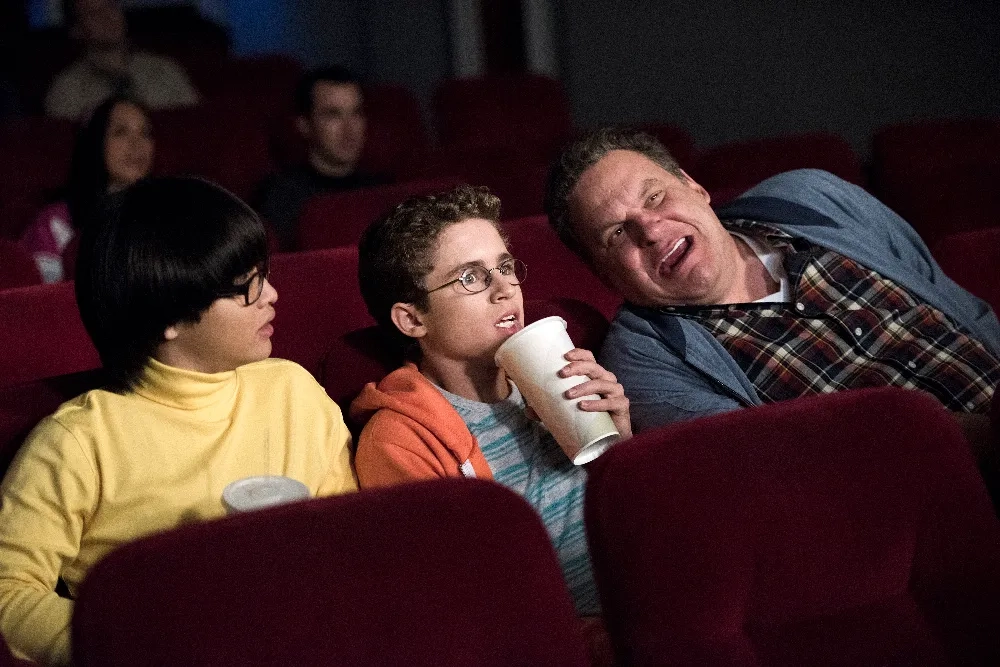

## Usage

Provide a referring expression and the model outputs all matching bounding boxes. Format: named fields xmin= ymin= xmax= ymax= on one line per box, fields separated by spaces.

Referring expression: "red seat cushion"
xmin=73 ymin=479 xmax=591 ymax=667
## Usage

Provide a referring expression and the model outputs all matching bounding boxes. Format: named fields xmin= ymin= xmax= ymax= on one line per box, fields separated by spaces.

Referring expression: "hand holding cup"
xmin=558 ymin=348 xmax=632 ymax=440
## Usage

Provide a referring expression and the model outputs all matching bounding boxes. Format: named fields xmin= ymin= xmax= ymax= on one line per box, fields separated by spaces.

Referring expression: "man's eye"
xmin=607 ymin=227 xmax=625 ymax=246
xmin=647 ymin=192 xmax=662 ymax=205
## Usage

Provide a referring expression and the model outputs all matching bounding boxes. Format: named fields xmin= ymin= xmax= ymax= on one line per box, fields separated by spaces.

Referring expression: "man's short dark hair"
xmin=75 ymin=176 xmax=268 ymax=392
xmin=544 ymin=127 xmax=685 ymax=261
xmin=294 ymin=65 xmax=361 ymax=116
xmin=358 ymin=184 xmax=503 ymax=350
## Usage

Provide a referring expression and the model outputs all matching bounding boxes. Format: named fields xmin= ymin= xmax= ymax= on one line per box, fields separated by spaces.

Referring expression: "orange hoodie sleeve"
xmin=355 ymin=410 xmax=458 ymax=487
xmin=352 ymin=365 xmax=493 ymax=488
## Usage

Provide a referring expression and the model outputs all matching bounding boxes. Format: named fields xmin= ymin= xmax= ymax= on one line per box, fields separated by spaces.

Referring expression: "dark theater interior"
xmin=1 ymin=1 xmax=999 ymax=664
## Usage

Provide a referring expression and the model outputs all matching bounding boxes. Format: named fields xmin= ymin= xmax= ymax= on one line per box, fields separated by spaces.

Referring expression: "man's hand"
xmin=558 ymin=348 xmax=632 ymax=439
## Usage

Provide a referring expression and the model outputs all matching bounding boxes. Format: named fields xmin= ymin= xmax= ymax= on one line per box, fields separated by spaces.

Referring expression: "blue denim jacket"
xmin=599 ymin=169 xmax=1000 ymax=433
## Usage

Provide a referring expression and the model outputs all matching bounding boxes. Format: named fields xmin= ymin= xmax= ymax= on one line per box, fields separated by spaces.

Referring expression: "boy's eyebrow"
xmin=438 ymin=252 xmax=513 ymax=277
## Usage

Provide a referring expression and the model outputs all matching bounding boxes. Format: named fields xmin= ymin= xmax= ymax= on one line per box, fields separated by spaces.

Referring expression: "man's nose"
xmin=627 ymin=210 xmax=665 ymax=246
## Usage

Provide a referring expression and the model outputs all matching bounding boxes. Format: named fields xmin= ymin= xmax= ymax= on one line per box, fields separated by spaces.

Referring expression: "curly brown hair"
xmin=358 ymin=184 xmax=504 ymax=349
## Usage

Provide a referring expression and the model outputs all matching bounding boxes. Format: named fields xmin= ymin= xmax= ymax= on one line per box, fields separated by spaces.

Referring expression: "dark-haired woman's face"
xmin=104 ymin=102 xmax=154 ymax=191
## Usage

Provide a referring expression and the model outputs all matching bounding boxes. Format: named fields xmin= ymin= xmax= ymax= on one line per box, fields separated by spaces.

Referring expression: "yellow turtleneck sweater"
xmin=0 ymin=357 xmax=357 ymax=665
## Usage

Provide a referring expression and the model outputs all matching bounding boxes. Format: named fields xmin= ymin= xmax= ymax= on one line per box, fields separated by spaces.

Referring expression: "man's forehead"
xmin=312 ymin=82 xmax=363 ymax=106
xmin=571 ymin=151 xmax=661 ymax=218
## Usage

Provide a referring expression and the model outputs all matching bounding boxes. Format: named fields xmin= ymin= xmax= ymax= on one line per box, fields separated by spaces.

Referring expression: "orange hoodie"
xmin=350 ymin=363 xmax=493 ymax=488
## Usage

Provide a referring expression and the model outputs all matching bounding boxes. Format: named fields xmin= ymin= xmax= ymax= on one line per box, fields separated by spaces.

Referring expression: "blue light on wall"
xmin=226 ymin=0 xmax=288 ymax=55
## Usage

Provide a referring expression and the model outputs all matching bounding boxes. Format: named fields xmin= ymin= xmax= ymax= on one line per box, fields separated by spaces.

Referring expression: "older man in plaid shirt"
xmin=544 ymin=129 xmax=999 ymax=468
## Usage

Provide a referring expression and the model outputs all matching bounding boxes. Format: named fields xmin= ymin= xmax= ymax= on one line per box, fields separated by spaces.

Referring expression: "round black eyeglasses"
xmin=426 ymin=258 xmax=527 ymax=295
xmin=219 ymin=265 xmax=270 ymax=306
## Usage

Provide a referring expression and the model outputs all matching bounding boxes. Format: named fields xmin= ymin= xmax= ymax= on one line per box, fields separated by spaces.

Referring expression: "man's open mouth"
xmin=658 ymin=236 xmax=692 ymax=276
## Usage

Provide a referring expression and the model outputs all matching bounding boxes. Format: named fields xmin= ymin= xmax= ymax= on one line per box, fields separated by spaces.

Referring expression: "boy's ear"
xmin=390 ymin=302 xmax=427 ymax=339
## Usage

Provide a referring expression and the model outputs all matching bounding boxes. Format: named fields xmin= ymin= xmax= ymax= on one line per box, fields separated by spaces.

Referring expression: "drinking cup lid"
xmin=222 ymin=475 xmax=310 ymax=513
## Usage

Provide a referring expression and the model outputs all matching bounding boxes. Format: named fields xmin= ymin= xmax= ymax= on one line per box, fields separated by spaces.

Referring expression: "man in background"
xmin=45 ymin=0 xmax=199 ymax=121
xmin=256 ymin=65 xmax=386 ymax=250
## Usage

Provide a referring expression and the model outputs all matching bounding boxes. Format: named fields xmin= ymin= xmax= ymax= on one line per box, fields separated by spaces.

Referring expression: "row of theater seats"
xmin=1 ymin=59 xmax=997 ymax=248
xmin=3 ymin=389 xmax=998 ymax=665
xmin=3 ymin=205 xmax=999 ymax=335
xmin=2 ymin=236 xmax=1000 ymax=664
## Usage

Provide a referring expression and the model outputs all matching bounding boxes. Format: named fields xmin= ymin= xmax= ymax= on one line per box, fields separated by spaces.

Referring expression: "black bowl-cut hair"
xmin=75 ymin=176 xmax=268 ymax=392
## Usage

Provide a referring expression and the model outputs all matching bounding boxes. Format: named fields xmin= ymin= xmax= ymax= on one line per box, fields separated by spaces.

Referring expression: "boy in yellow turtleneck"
xmin=0 ymin=177 xmax=358 ymax=666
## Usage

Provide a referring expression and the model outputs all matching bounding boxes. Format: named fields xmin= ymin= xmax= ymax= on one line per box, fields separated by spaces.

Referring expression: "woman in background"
xmin=21 ymin=94 xmax=154 ymax=282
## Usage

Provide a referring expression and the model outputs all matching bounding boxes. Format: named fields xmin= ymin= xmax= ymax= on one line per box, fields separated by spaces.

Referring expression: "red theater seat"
xmin=0 ymin=282 xmax=102 ymax=478
xmin=151 ymin=100 xmax=273 ymax=201
xmin=269 ymin=248 xmax=373 ymax=378
xmin=0 ymin=239 xmax=42 ymax=289
xmin=321 ymin=298 xmax=609 ymax=434
xmin=694 ymin=132 xmax=863 ymax=206
xmin=933 ymin=228 xmax=1000 ymax=317
xmin=434 ymin=74 xmax=572 ymax=168
xmin=296 ymin=177 xmax=461 ymax=251
xmin=201 ymin=55 xmax=302 ymax=118
xmin=73 ymin=479 xmax=590 ymax=667
xmin=505 ymin=216 xmax=622 ymax=320
xmin=585 ymin=388 xmax=1000 ymax=666
xmin=0 ymin=117 xmax=75 ymax=239
xmin=871 ymin=118 xmax=1000 ymax=242
xmin=637 ymin=123 xmax=698 ymax=169
xmin=0 ymin=282 xmax=99 ymax=387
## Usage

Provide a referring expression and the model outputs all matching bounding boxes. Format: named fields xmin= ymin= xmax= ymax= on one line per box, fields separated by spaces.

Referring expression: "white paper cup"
xmin=222 ymin=475 xmax=311 ymax=514
xmin=495 ymin=316 xmax=620 ymax=465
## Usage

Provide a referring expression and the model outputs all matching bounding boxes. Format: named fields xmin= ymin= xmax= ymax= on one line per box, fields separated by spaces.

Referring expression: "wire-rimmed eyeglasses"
xmin=426 ymin=258 xmax=527 ymax=295
xmin=218 ymin=263 xmax=270 ymax=306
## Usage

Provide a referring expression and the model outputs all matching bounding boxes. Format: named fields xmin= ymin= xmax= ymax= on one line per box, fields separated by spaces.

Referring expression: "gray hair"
xmin=544 ymin=127 xmax=685 ymax=261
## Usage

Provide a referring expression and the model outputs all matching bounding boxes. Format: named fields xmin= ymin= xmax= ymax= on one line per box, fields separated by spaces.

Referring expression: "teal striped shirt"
xmin=436 ymin=381 xmax=599 ymax=615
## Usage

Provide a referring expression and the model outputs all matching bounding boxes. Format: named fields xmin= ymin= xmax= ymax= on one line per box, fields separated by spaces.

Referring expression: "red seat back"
xmin=73 ymin=480 xmax=590 ymax=667
xmin=932 ymin=227 xmax=1000 ymax=317
xmin=505 ymin=216 xmax=622 ymax=320
xmin=694 ymin=132 xmax=863 ymax=206
xmin=151 ymin=100 xmax=273 ymax=201
xmin=586 ymin=388 xmax=1000 ymax=665
xmin=637 ymin=123 xmax=698 ymax=168
xmin=0 ymin=282 xmax=99 ymax=387
xmin=0 ymin=117 xmax=74 ymax=239
xmin=296 ymin=177 xmax=461 ymax=251
xmin=434 ymin=74 xmax=572 ymax=166
xmin=0 ymin=238 xmax=42 ymax=289
xmin=269 ymin=248 xmax=373 ymax=378
xmin=200 ymin=55 xmax=302 ymax=119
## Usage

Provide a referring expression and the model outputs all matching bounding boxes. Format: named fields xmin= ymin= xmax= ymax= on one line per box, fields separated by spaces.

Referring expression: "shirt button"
xmin=854 ymin=327 xmax=863 ymax=336
xmin=907 ymin=361 xmax=917 ymax=369
xmin=795 ymin=302 xmax=805 ymax=311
